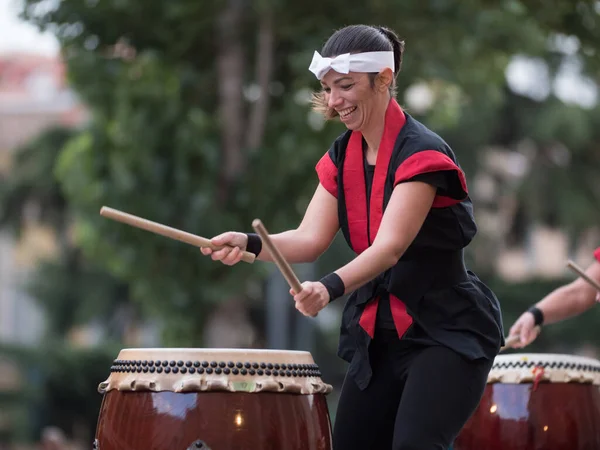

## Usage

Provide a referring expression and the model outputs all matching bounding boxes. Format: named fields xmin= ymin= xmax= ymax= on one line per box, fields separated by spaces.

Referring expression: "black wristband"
xmin=245 ymin=233 xmax=262 ymax=257
xmin=319 ymin=272 xmax=345 ymax=302
xmin=527 ymin=306 xmax=544 ymax=326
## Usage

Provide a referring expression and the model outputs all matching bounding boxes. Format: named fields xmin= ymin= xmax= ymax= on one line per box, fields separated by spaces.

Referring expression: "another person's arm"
xmin=508 ymin=259 xmax=600 ymax=347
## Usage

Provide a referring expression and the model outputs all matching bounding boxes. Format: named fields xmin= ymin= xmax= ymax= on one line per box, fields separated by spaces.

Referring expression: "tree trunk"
xmin=246 ymin=11 xmax=274 ymax=150
xmin=216 ymin=0 xmax=246 ymax=202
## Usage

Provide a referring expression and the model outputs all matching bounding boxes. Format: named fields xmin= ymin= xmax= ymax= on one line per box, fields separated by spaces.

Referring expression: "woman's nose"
xmin=328 ymin=91 xmax=343 ymax=109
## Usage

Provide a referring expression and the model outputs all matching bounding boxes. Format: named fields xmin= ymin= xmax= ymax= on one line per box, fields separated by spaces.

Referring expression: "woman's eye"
xmin=341 ymin=84 xmax=354 ymax=90
xmin=323 ymin=87 xmax=331 ymax=93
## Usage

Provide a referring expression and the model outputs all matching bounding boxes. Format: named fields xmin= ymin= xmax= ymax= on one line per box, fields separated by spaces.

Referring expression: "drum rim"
xmin=118 ymin=348 xmax=312 ymax=355
xmin=493 ymin=353 xmax=600 ymax=367
xmin=489 ymin=352 xmax=600 ymax=385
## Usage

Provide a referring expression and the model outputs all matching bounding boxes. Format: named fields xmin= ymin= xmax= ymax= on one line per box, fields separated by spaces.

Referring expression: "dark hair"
xmin=312 ymin=25 xmax=405 ymax=119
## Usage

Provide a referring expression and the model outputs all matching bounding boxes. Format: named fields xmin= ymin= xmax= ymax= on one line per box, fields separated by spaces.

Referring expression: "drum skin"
xmin=96 ymin=390 xmax=332 ymax=450
xmin=454 ymin=353 xmax=600 ymax=450
xmin=94 ymin=348 xmax=333 ymax=450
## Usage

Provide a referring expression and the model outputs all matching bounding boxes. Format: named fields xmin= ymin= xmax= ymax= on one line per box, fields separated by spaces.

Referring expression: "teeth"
xmin=339 ymin=107 xmax=356 ymax=118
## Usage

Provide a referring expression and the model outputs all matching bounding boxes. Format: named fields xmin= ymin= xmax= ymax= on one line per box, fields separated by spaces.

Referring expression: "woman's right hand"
xmin=200 ymin=232 xmax=248 ymax=266
xmin=507 ymin=311 xmax=541 ymax=348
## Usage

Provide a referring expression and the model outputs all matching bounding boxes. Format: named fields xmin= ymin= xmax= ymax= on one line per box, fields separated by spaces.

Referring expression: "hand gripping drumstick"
xmin=566 ymin=259 xmax=600 ymax=292
xmin=251 ymin=219 xmax=303 ymax=294
xmin=100 ymin=206 xmax=256 ymax=264
xmin=500 ymin=326 xmax=542 ymax=352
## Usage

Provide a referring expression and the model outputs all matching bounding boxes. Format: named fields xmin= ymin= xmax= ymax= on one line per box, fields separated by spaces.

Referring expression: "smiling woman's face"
xmin=320 ymin=70 xmax=388 ymax=132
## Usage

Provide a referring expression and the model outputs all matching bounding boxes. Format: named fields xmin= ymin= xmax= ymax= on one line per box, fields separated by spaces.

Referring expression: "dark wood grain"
xmin=95 ymin=390 xmax=332 ymax=450
xmin=454 ymin=383 xmax=600 ymax=450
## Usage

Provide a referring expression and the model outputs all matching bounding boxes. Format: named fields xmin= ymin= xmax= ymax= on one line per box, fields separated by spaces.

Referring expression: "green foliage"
xmin=0 ymin=126 xmax=74 ymax=235
xmin=26 ymin=249 xmax=131 ymax=340
xmin=0 ymin=342 xmax=118 ymax=443
xmin=0 ymin=125 xmax=136 ymax=341
xmin=509 ymin=97 xmax=600 ymax=234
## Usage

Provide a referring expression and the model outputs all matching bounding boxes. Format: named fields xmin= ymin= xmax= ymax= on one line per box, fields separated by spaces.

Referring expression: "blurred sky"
xmin=0 ymin=0 xmax=59 ymax=56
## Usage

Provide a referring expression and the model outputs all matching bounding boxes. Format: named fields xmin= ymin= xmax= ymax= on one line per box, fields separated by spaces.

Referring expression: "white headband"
xmin=308 ymin=51 xmax=395 ymax=80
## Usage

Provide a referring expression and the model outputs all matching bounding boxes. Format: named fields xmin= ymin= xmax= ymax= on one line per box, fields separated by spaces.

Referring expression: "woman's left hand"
xmin=291 ymin=282 xmax=330 ymax=317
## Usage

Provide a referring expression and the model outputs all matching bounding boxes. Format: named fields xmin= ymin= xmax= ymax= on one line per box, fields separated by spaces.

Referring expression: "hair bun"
xmin=375 ymin=26 xmax=405 ymax=74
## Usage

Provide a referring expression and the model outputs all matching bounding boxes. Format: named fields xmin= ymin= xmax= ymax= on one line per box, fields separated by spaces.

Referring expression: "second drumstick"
xmin=252 ymin=219 xmax=303 ymax=294
xmin=566 ymin=259 xmax=600 ymax=292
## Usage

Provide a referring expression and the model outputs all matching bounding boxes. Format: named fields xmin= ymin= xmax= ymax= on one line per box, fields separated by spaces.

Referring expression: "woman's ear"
xmin=376 ymin=68 xmax=394 ymax=91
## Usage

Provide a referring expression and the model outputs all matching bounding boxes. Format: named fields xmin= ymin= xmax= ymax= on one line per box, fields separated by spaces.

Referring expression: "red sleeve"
xmin=315 ymin=152 xmax=338 ymax=198
xmin=394 ymin=150 xmax=468 ymax=208
xmin=594 ymin=247 xmax=600 ymax=263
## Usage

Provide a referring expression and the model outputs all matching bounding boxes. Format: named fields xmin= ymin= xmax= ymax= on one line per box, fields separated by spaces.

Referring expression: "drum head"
xmin=99 ymin=348 xmax=333 ymax=395
xmin=488 ymin=353 xmax=600 ymax=384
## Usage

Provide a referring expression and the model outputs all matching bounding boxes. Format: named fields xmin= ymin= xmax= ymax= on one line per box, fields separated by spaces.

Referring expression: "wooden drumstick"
xmin=566 ymin=259 xmax=600 ymax=292
xmin=252 ymin=219 xmax=303 ymax=294
xmin=501 ymin=334 xmax=520 ymax=350
xmin=100 ymin=206 xmax=256 ymax=264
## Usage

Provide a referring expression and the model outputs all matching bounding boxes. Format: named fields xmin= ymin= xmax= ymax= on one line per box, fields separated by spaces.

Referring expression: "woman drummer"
xmin=202 ymin=24 xmax=504 ymax=450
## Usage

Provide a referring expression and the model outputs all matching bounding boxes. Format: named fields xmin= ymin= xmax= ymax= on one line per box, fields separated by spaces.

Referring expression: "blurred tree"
xmin=0 ymin=126 xmax=137 ymax=340
xmin=0 ymin=127 xmax=137 ymax=444
xmin=14 ymin=0 xmax=600 ymax=345
xmin=0 ymin=341 xmax=117 ymax=445
xmin=505 ymin=96 xmax=600 ymax=236
xmin=0 ymin=127 xmax=73 ymax=237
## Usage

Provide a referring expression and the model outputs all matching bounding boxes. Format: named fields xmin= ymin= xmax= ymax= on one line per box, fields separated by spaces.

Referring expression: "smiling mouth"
xmin=339 ymin=106 xmax=357 ymax=118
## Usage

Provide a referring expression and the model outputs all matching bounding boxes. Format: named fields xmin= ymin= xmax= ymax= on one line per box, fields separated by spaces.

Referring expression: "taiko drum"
xmin=454 ymin=353 xmax=600 ymax=450
xmin=94 ymin=348 xmax=333 ymax=450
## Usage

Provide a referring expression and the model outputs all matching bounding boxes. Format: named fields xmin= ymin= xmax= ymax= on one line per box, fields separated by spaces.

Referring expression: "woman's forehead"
xmin=320 ymin=71 xmax=366 ymax=85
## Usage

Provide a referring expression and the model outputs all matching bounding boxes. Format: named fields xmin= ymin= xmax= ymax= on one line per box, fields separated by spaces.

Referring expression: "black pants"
xmin=332 ymin=329 xmax=493 ymax=450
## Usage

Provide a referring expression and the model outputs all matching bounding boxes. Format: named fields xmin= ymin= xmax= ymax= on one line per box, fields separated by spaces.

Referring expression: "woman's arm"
xmin=334 ymin=181 xmax=435 ymax=292
xmin=259 ymin=183 xmax=339 ymax=263
xmin=202 ymin=183 xmax=339 ymax=265
xmin=293 ymin=181 xmax=436 ymax=316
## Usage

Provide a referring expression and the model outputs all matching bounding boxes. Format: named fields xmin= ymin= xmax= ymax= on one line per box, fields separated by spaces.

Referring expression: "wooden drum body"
xmin=94 ymin=348 xmax=333 ymax=450
xmin=454 ymin=353 xmax=600 ymax=450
